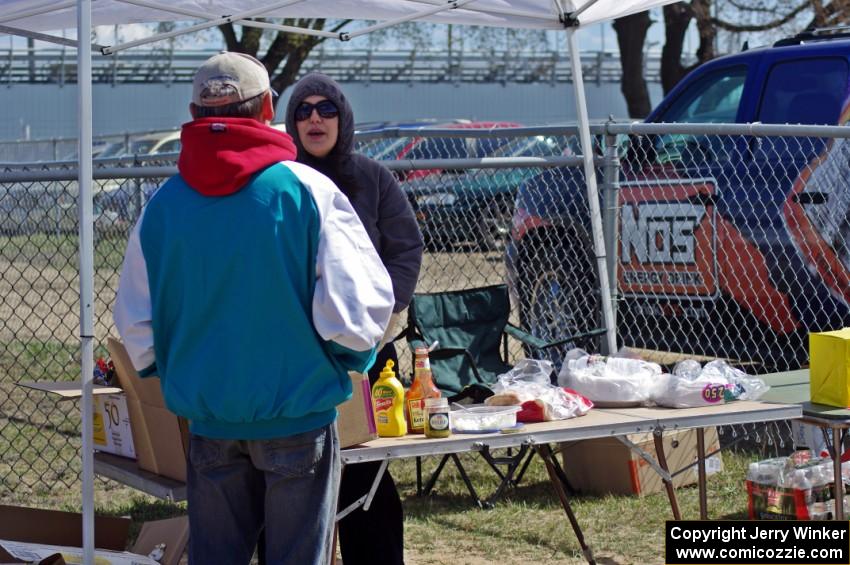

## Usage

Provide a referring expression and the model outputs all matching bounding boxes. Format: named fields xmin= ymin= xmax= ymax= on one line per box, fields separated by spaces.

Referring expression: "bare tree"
xmin=219 ymin=19 xmax=350 ymax=109
xmin=613 ymin=11 xmax=654 ymax=118
xmin=659 ymin=1 xmax=716 ymax=95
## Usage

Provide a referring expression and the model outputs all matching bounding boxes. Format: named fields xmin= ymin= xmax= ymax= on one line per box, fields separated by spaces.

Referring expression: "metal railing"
xmin=3 ymin=122 xmax=850 ymax=495
xmin=0 ymin=47 xmax=684 ymax=86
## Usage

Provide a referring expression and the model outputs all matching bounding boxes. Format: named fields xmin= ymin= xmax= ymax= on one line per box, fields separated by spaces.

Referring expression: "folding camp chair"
xmin=405 ymin=283 xmax=607 ymax=507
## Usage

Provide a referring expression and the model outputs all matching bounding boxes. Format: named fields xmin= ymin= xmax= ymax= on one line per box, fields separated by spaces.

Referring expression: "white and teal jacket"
xmin=113 ymin=118 xmax=394 ymax=440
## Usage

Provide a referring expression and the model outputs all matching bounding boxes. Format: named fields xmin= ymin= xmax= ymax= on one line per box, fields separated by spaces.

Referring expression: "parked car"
xmin=507 ymin=30 xmax=850 ymax=370
xmin=90 ymin=130 xmax=179 ymax=223
xmin=354 ymin=119 xmax=471 ymax=161
xmin=403 ymin=134 xmax=563 ymax=251
xmin=382 ymin=121 xmax=522 ymax=181
xmin=125 ymin=130 xmax=182 ymax=156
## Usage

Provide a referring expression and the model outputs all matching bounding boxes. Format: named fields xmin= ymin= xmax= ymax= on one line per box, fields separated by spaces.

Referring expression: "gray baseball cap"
xmin=192 ymin=51 xmax=271 ymax=107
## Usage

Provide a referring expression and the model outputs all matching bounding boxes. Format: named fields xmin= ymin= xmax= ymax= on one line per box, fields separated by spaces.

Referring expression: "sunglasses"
xmin=294 ymin=100 xmax=339 ymax=122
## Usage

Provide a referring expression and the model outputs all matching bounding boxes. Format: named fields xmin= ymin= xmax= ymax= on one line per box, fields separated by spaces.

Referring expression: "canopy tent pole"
xmin=114 ymin=0 xmax=340 ymax=40
xmin=408 ymin=0 xmax=556 ymax=22
xmin=566 ymin=26 xmax=617 ymax=355
xmin=0 ymin=0 xmax=75 ymax=24
xmin=76 ymin=0 xmax=96 ymax=561
xmin=0 ymin=24 xmax=103 ymax=48
xmin=102 ymin=0 xmax=307 ymax=55
xmin=344 ymin=0 xmax=478 ymax=40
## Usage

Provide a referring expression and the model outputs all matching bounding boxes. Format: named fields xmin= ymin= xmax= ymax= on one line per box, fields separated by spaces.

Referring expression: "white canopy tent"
xmin=0 ymin=1 xmax=677 ymax=562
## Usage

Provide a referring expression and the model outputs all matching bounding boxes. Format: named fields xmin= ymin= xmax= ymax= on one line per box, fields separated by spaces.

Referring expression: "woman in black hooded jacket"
xmin=285 ymin=72 xmax=423 ymax=565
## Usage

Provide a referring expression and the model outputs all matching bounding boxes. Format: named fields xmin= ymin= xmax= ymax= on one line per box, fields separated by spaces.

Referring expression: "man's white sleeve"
xmin=112 ymin=212 xmax=156 ymax=376
xmin=285 ymin=162 xmax=394 ymax=366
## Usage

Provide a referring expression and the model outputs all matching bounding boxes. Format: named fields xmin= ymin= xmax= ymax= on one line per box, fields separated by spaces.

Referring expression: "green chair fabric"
xmin=407 ymin=284 xmax=513 ymax=394
xmin=405 ymin=283 xmax=607 ymax=506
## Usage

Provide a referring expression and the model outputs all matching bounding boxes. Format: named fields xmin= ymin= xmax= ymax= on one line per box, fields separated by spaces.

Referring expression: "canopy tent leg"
xmin=77 ymin=0 xmax=96 ymax=563
xmin=566 ymin=27 xmax=617 ymax=355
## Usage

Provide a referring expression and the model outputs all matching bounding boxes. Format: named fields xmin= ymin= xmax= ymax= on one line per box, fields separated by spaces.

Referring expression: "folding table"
xmin=94 ymin=400 xmax=799 ymax=564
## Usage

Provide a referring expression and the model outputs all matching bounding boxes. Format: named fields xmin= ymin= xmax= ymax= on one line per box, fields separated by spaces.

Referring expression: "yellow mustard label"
xmin=373 ymin=385 xmax=395 ymax=399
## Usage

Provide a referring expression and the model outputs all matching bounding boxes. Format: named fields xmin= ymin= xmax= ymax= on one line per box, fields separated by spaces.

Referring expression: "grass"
xmin=0 ymin=439 xmax=769 ymax=565
xmin=394 ymin=444 xmax=756 ymax=564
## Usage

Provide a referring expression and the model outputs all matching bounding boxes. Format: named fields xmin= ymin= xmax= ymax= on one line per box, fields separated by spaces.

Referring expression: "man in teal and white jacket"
xmin=113 ymin=52 xmax=393 ymax=565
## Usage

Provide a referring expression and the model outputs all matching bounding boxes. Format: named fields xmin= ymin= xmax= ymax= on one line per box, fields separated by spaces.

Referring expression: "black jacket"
xmin=285 ymin=72 xmax=424 ymax=313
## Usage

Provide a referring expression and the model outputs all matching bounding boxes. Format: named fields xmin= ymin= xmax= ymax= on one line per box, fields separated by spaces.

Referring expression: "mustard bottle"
xmin=371 ymin=360 xmax=407 ymax=437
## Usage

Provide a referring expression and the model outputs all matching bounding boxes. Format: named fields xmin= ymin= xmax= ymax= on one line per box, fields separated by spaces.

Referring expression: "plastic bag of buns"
xmin=485 ymin=359 xmax=593 ymax=421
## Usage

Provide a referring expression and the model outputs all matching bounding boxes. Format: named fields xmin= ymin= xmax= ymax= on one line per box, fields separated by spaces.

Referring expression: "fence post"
xmin=133 ymin=155 xmax=143 ymax=219
xmin=601 ymin=121 xmax=621 ymax=351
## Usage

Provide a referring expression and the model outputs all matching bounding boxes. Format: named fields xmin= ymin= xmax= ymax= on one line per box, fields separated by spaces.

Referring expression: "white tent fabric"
xmin=0 ymin=1 xmax=680 ymax=563
xmin=0 ymin=0 xmax=674 ymax=32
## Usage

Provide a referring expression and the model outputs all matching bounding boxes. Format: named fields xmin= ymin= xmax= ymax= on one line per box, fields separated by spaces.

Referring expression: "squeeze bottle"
xmin=406 ymin=346 xmax=441 ymax=434
xmin=371 ymin=360 xmax=407 ymax=437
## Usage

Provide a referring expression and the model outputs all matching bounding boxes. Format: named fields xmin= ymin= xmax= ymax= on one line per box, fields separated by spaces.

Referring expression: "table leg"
xmin=535 ymin=444 xmax=596 ymax=565
xmin=652 ymin=429 xmax=682 ymax=520
xmin=330 ymin=524 xmax=338 ymax=565
xmin=833 ymin=427 xmax=844 ymax=521
xmin=696 ymin=428 xmax=707 ymax=520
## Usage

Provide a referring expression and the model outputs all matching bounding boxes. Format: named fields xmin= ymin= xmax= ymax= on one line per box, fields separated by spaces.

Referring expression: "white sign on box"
xmin=93 ymin=393 xmax=136 ymax=459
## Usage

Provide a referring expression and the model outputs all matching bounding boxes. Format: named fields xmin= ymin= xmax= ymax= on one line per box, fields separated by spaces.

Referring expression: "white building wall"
xmin=0 ymin=81 xmax=664 ymax=141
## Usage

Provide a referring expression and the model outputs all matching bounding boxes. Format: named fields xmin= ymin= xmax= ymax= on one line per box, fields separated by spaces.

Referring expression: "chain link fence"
xmin=3 ymin=122 xmax=850 ymax=495
xmin=603 ymin=122 xmax=850 ymax=372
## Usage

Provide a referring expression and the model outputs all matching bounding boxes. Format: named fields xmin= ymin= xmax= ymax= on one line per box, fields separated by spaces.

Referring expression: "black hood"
xmin=285 ymin=72 xmax=355 ymax=159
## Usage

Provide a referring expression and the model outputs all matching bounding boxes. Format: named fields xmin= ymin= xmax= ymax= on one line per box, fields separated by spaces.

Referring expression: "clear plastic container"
xmin=450 ymin=404 xmax=521 ymax=432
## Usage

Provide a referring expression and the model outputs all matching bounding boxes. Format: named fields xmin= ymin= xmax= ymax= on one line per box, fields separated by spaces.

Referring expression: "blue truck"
xmin=506 ymin=30 xmax=850 ymax=371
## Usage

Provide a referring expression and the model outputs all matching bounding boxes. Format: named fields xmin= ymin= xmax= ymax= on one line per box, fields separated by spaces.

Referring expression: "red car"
xmin=391 ymin=121 xmax=522 ymax=180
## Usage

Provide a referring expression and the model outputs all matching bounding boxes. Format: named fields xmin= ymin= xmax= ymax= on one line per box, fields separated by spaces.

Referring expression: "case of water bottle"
xmin=745 ymin=450 xmax=850 ymax=520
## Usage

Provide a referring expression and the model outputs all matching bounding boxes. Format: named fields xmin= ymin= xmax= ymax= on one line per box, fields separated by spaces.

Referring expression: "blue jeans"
xmin=187 ymin=423 xmax=340 ymax=565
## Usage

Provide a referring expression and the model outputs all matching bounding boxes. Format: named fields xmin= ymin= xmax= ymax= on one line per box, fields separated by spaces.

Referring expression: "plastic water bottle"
xmin=673 ymin=359 xmax=702 ymax=380
xmin=792 ymin=469 xmax=813 ymax=508
xmin=747 ymin=462 xmax=760 ymax=483
xmin=808 ymin=466 xmax=828 ymax=516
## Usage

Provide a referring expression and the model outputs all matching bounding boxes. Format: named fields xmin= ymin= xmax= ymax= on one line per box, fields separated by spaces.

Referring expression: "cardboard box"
xmin=107 ymin=338 xmax=189 ymax=483
xmin=108 ymin=338 xmax=376 ymax=479
xmin=339 ymin=372 xmax=378 ymax=448
xmin=810 ymin=328 xmax=850 ymax=407
xmin=17 ymin=382 xmax=135 ymax=459
xmin=560 ymin=427 xmax=723 ymax=496
xmin=0 ymin=505 xmax=188 ymax=565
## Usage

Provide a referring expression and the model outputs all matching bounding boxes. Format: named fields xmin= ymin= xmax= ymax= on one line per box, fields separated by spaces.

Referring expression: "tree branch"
xmin=240 ymin=23 xmax=263 ymax=55
xmin=218 ymin=22 xmax=239 ymax=51
xmin=713 ymin=1 xmax=809 ymax=31
xmin=725 ymin=0 xmax=787 ymax=14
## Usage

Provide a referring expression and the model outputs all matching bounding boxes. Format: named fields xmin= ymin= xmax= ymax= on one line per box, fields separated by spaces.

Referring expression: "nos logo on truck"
xmin=618 ymin=180 xmax=718 ymax=298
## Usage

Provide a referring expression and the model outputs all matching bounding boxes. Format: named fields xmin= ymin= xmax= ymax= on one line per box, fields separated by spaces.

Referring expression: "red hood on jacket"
xmin=178 ymin=117 xmax=297 ymax=196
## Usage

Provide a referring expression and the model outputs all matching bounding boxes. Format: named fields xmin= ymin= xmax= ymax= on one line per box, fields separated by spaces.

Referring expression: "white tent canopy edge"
xmin=0 ymin=1 xmax=674 ymax=31
xmin=0 ymin=1 xmax=678 ymax=563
